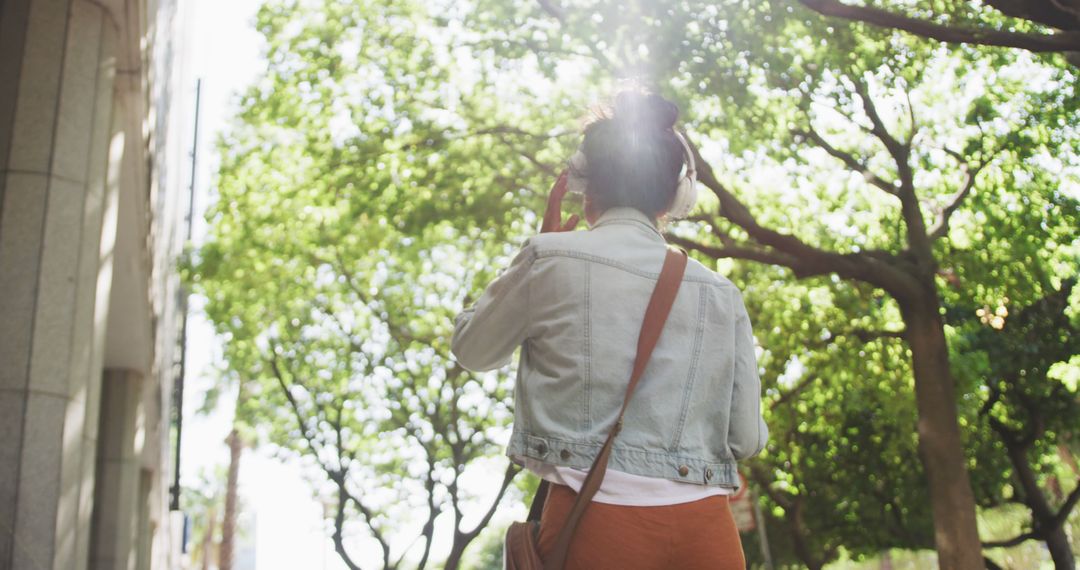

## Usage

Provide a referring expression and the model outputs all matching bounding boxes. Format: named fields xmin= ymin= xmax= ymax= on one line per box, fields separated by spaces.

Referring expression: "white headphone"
xmin=566 ymin=131 xmax=698 ymax=219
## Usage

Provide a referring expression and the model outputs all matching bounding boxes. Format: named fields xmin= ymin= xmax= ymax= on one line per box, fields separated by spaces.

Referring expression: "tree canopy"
xmin=190 ymin=0 xmax=1080 ymax=568
xmin=796 ymin=0 xmax=1080 ymax=57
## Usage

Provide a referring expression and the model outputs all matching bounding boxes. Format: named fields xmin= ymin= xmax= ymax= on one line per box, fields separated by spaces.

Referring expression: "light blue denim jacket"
xmin=451 ymin=207 xmax=768 ymax=489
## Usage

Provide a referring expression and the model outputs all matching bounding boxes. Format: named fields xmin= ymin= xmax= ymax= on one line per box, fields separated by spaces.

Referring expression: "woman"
xmin=451 ymin=92 xmax=768 ymax=569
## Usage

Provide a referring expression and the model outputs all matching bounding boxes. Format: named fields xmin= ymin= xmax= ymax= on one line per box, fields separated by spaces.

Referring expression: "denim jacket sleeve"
xmin=728 ymin=296 xmax=769 ymax=460
xmin=451 ymin=240 xmax=537 ymax=372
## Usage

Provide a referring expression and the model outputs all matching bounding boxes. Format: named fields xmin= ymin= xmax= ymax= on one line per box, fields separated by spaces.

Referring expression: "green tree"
xmin=739 ymin=271 xmax=937 ymax=569
xmin=796 ymin=0 xmax=1080 ymax=58
xmin=964 ymin=281 xmax=1080 ymax=568
xmin=463 ymin=1 xmax=1078 ymax=567
xmin=192 ymin=0 xmax=1079 ymax=568
xmin=187 ymin=1 xmax=562 ymax=566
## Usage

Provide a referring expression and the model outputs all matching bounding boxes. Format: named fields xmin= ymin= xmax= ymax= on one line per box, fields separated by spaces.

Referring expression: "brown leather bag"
xmin=504 ymin=248 xmax=688 ymax=570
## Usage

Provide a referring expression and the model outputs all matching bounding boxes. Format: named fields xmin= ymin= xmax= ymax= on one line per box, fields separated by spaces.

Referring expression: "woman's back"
xmin=452 ymin=90 xmax=765 ymax=569
xmin=452 ymin=206 xmax=767 ymax=490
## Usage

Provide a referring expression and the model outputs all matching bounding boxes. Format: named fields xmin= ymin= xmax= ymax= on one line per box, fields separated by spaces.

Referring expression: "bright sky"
xmin=180 ymin=1 xmax=350 ymax=568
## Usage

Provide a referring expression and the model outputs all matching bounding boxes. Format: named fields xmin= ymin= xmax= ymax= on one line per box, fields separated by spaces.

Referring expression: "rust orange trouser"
xmin=537 ymin=483 xmax=746 ymax=570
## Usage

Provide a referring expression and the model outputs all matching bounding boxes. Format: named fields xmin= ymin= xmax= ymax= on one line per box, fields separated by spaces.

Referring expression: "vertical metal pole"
xmin=186 ymin=79 xmax=201 ymax=243
xmin=170 ymin=78 xmax=202 ymax=512
xmin=753 ymin=494 xmax=775 ymax=570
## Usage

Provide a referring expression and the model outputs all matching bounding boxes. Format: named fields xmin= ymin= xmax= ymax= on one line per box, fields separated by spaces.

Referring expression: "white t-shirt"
xmin=522 ymin=458 xmax=731 ymax=507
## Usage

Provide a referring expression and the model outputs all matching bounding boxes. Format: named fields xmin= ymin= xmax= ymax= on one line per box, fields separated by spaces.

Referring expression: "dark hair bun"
xmin=613 ymin=91 xmax=678 ymax=131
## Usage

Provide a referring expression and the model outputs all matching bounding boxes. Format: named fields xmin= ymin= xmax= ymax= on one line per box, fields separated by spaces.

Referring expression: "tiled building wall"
xmin=0 ymin=0 xmax=189 ymax=568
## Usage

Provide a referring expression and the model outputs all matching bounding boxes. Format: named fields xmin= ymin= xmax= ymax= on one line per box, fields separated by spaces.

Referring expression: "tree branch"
xmin=460 ymin=37 xmax=600 ymax=63
xmin=1050 ymin=481 xmax=1080 ymax=529
xmin=848 ymin=77 xmax=939 ymax=273
xmin=268 ymin=354 xmax=392 ymax=568
xmin=667 ymin=234 xmax=802 ymax=269
xmin=340 ymin=483 xmax=393 ymax=569
xmin=982 ymin=530 xmax=1039 ymax=549
xmin=460 ymin=463 xmax=522 ymax=542
xmin=851 ymin=75 xmax=907 ymax=162
xmin=267 ymin=353 xmax=334 ymax=474
xmin=797 ymin=0 xmax=1080 ymax=53
xmin=844 ymin=328 xmax=907 ymax=343
xmin=514 ymin=145 xmax=559 ymax=177
xmin=469 ymin=125 xmax=575 ymax=141
xmin=981 ymin=480 xmax=1080 ymax=548
xmin=534 ymin=0 xmax=620 ymax=71
xmin=903 ymin=88 xmax=917 ymax=147
xmin=928 ymin=160 xmax=988 ymax=241
xmin=987 ymin=0 xmax=1080 ymax=29
xmin=869 ymin=484 xmax=916 ymax=544
xmin=328 ymin=246 xmax=431 ymax=349
xmin=771 ymin=375 xmax=822 ymax=410
xmin=686 ymin=137 xmax=920 ymax=295
xmin=408 ymin=449 xmax=440 ymax=570
xmin=747 ymin=462 xmax=795 ymax=510
xmin=331 ymin=475 xmax=366 ymax=570
xmin=795 ymin=124 xmax=900 ymax=198
xmin=770 ymin=327 xmax=903 ymax=410
xmin=812 ymin=327 xmax=907 ymax=349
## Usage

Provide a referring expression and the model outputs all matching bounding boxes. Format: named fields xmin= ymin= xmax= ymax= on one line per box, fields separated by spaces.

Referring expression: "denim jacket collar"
xmin=589 ymin=207 xmax=665 ymax=243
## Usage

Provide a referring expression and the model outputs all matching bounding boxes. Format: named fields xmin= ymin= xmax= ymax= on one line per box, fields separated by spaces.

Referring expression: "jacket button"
xmin=678 ymin=465 xmax=689 ymax=477
xmin=537 ymin=442 xmax=548 ymax=455
xmin=560 ymin=449 xmax=571 ymax=461
xmin=706 ymin=469 xmax=714 ymax=480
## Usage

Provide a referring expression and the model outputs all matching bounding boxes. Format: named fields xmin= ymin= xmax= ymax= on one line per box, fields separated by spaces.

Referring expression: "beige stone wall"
xmin=0 ymin=0 xmax=188 ymax=568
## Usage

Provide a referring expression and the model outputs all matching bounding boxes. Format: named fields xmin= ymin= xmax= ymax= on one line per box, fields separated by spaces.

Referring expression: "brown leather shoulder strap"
xmin=543 ymin=248 xmax=688 ymax=570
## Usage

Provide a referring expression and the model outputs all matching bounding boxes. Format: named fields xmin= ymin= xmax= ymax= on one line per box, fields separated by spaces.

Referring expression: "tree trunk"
xmin=444 ymin=534 xmax=470 ymax=570
xmin=220 ymin=429 xmax=242 ymax=570
xmin=1045 ymin=525 xmax=1075 ymax=570
xmin=790 ymin=497 xmax=827 ymax=570
xmin=202 ymin=506 xmax=216 ymax=570
xmin=902 ymin=299 xmax=984 ymax=570
xmin=1006 ymin=441 xmax=1076 ymax=570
